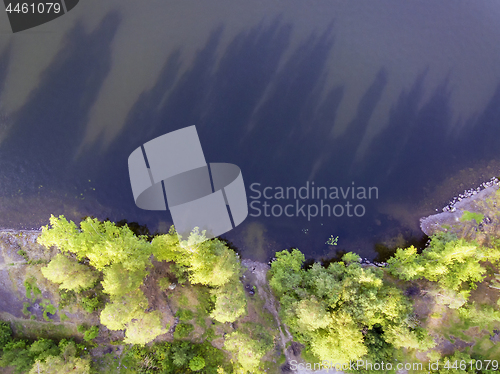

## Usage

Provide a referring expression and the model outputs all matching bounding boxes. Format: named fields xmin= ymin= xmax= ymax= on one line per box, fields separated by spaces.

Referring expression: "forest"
xmin=1 ymin=190 xmax=500 ymax=374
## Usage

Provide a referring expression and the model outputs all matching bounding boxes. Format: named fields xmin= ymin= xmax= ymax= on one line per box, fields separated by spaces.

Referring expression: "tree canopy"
xmin=99 ymin=289 xmax=148 ymax=331
xmin=38 ymin=215 xmax=247 ymax=346
xmin=123 ymin=310 xmax=167 ymax=345
xmin=387 ymin=233 xmax=500 ymax=298
xmin=224 ymin=331 xmax=268 ymax=374
xmin=0 ymin=334 xmax=89 ymax=374
xmin=41 ymin=254 xmax=99 ymax=292
xmin=269 ymin=250 xmax=434 ymax=363
xmin=38 ymin=215 xmax=152 ymax=271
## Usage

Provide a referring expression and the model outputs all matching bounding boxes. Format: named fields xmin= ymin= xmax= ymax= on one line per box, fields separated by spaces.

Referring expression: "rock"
xmin=420 ymin=183 xmax=499 ymax=237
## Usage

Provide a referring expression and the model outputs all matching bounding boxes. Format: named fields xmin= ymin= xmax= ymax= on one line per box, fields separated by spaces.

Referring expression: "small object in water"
xmin=325 ymin=235 xmax=338 ymax=246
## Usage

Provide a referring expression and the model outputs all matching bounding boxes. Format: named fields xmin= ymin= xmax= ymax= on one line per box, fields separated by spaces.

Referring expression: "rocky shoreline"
xmin=420 ymin=178 xmax=500 ymax=240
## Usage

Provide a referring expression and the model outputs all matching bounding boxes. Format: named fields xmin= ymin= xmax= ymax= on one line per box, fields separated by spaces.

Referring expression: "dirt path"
xmin=241 ymin=260 xmax=296 ymax=368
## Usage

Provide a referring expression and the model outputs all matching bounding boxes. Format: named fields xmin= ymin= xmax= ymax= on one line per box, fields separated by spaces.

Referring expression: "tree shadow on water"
xmin=0 ymin=12 xmax=121 ymax=192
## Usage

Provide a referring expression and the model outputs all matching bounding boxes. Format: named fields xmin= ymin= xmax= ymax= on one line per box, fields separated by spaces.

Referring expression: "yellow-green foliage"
xmin=38 ymin=215 xmax=246 ymax=342
xmin=210 ymin=280 xmax=247 ymax=323
xmin=38 ymin=215 xmax=152 ymax=271
xmin=457 ymin=302 xmax=500 ymax=329
xmin=101 ymin=263 xmax=147 ymax=297
xmin=268 ymin=249 xmax=304 ymax=296
xmin=29 ymin=355 xmax=91 ymax=374
xmin=224 ymin=331 xmax=267 ymax=374
xmin=124 ymin=311 xmax=167 ymax=345
xmin=99 ymin=290 xmax=148 ymax=331
xmin=429 ymin=351 xmax=483 ymax=374
xmin=309 ymin=312 xmax=367 ymax=363
xmin=151 ymin=226 xmax=183 ymax=262
xmin=460 ymin=210 xmax=485 ymax=224
xmin=189 ymin=239 xmax=241 ymax=287
xmin=387 ymin=234 xmax=500 ymax=292
xmin=153 ymin=228 xmax=247 ymax=323
xmin=269 ymin=250 xmax=428 ymax=363
xmin=153 ymin=228 xmax=242 ymax=287
xmin=41 ymin=254 xmax=99 ymax=292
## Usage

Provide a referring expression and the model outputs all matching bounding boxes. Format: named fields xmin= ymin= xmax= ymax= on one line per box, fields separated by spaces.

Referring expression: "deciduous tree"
xmin=124 ymin=311 xmax=167 ymax=345
xmin=269 ymin=250 xmax=428 ymax=363
xmin=224 ymin=331 xmax=267 ymax=374
xmin=101 ymin=263 xmax=147 ymax=297
xmin=210 ymin=280 xmax=247 ymax=323
xmin=99 ymin=290 xmax=148 ymax=331
xmin=41 ymin=254 xmax=99 ymax=291
xmin=28 ymin=356 xmax=91 ymax=374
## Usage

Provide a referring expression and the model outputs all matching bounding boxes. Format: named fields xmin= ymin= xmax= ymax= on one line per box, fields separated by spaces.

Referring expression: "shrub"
xmin=42 ymin=302 xmax=57 ymax=321
xmin=58 ymin=289 xmax=76 ymax=308
xmin=83 ymin=326 xmax=99 ymax=342
xmin=17 ymin=250 xmax=29 ymax=261
xmin=0 ymin=321 xmax=12 ymax=348
xmin=176 ymin=309 xmax=194 ymax=321
xmin=80 ymin=296 xmax=101 ymax=313
xmin=189 ymin=356 xmax=206 ymax=371
xmin=460 ymin=210 xmax=484 ymax=224
xmin=158 ymin=277 xmax=171 ymax=290
xmin=173 ymin=323 xmax=194 ymax=339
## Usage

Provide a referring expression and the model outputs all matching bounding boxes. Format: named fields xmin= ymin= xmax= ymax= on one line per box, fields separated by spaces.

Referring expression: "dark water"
xmin=0 ymin=2 xmax=500 ymax=261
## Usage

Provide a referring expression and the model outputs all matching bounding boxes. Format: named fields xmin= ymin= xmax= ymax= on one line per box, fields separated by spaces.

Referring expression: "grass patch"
xmin=239 ymin=322 xmax=274 ymax=351
xmin=158 ymin=276 xmax=171 ymax=290
xmin=193 ymin=286 xmax=213 ymax=316
xmin=176 ymin=308 xmax=194 ymax=321
xmin=33 ymin=285 xmax=41 ymax=298
xmin=177 ymin=294 xmax=189 ymax=307
xmin=22 ymin=302 xmax=30 ymax=316
xmin=39 ymin=299 xmax=57 ymax=321
xmin=93 ymin=347 xmax=137 ymax=374
xmin=460 ymin=210 xmax=485 ymax=224
xmin=83 ymin=326 xmax=99 ymax=341
xmin=249 ymin=291 xmax=277 ymax=329
xmin=24 ymin=276 xmax=42 ymax=301
xmin=277 ymin=353 xmax=286 ymax=365
xmin=173 ymin=323 xmax=194 ymax=339
xmin=202 ymin=326 xmax=216 ymax=341
xmin=12 ymin=319 xmax=76 ymax=340
xmin=80 ymin=295 xmax=101 ymax=313
xmin=301 ymin=347 xmax=322 ymax=366
xmin=17 ymin=249 xmax=29 ymax=262
xmin=195 ymin=315 xmax=207 ymax=329
xmin=24 ymin=278 xmax=33 ymax=299
xmin=59 ymin=289 xmax=76 ymax=309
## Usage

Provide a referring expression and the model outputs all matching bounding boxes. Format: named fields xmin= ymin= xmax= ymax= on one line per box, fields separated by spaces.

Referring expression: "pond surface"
xmin=0 ymin=1 xmax=500 ymax=261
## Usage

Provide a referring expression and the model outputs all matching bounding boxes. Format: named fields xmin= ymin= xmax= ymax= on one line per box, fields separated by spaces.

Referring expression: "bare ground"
xmin=242 ymin=259 xmax=307 ymax=373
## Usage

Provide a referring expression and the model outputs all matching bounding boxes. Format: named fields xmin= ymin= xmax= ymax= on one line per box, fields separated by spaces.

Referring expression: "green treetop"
xmin=38 ymin=215 xmax=152 ymax=271
xmin=269 ymin=250 xmax=433 ymax=363
xmin=41 ymin=254 xmax=99 ymax=292
xmin=387 ymin=234 xmax=500 ymax=292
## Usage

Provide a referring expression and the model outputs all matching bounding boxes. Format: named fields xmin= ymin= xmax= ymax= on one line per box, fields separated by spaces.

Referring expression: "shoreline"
xmin=420 ymin=178 xmax=500 ymax=238
xmin=1 ymin=178 xmax=499 ymax=374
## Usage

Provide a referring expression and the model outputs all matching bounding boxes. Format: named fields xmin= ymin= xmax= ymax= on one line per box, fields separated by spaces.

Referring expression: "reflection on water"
xmin=240 ymin=222 xmax=268 ymax=262
xmin=0 ymin=3 xmax=500 ymax=260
